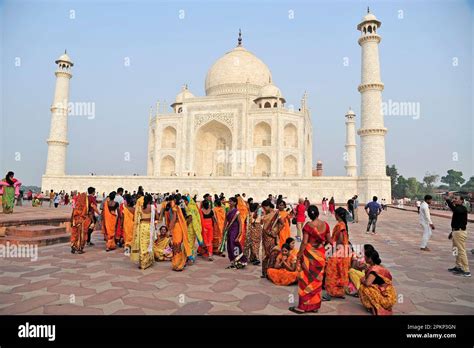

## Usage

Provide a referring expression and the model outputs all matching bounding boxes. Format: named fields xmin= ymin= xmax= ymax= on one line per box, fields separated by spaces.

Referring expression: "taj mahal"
xmin=41 ymin=10 xmax=391 ymax=203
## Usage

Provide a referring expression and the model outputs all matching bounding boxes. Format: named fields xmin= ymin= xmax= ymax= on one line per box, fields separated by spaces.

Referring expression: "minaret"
xmin=345 ymin=107 xmax=357 ymax=176
xmin=45 ymin=51 xmax=73 ymax=176
xmin=357 ymin=9 xmax=387 ymax=177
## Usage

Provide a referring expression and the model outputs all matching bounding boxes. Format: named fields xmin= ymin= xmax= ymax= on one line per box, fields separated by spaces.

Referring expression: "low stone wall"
xmin=42 ymin=175 xmax=391 ymax=204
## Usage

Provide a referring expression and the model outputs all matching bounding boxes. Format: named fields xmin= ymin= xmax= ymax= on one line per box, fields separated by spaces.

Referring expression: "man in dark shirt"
xmin=365 ymin=196 xmax=382 ymax=234
xmin=446 ymin=195 xmax=470 ymax=277
xmin=87 ymin=186 xmax=100 ymax=246
xmin=347 ymin=198 xmax=355 ymax=223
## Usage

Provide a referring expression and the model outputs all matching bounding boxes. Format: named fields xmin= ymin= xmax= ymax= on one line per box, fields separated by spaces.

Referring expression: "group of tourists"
xmin=67 ymin=185 xmax=398 ymax=315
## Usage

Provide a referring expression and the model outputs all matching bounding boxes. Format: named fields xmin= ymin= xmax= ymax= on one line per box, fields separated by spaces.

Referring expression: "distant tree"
xmin=461 ymin=176 xmax=474 ymax=191
xmin=422 ymin=172 xmax=439 ymax=195
xmin=393 ymin=175 xmax=408 ymax=198
xmin=386 ymin=164 xmax=399 ymax=197
xmin=441 ymin=169 xmax=465 ymax=190
xmin=406 ymin=177 xmax=421 ymax=199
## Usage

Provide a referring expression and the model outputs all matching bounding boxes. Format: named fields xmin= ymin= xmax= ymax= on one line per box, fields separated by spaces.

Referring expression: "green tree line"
xmin=386 ymin=165 xmax=474 ymax=199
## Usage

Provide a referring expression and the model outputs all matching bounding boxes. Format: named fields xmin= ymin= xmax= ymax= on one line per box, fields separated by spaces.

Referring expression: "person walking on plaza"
xmin=328 ymin=197 xmax=335 ymax=215
xmin=49 ymin=190 xmax=54 ymax=208
xmin=416 ymin=199 xmax=421 ymax=213
xmin=353 ymin=195 xmax=359 ymax=223
xmin=321 ymin=197 xmax=328 ymax=215
xmin=347 ymin=197 xmax=355 ymax=223
xmin=446 ymin=195 xmax=470 ymax=277
xmin=53 ymin=193 xmax=60 ymax=208
xmin=419 ymin=195 xmax=434 ymax=251
xmin=365 ymin=196 xmax=382 ymax=234
xmin=295 ymin=198 xmax=306 ymax=242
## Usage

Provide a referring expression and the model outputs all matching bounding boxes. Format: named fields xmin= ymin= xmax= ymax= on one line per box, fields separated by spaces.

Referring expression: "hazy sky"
xmin=1 ymin=0 xmax=472 ymax=186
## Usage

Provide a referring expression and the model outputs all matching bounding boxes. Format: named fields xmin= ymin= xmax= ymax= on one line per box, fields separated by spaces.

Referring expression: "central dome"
xmin=205 ymin=46 xmax=272 ymax=97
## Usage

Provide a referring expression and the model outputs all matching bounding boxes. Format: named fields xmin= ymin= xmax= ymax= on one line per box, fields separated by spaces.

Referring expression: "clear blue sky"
xmin=0 ymin=0 xmax=472 ymax=186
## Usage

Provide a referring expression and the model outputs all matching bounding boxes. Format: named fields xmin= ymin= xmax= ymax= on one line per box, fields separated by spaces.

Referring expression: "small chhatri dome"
xmin=346 ymin=107 xmax=356 ymax=116
xmin=55 ymin=50 xmax=74 ymax=66
xmin=358 ymin=8 xmax=381 ymax=30
xmin=256 ymin=81 xmax=286 ymax=103
xmin=172 ymin=84 xmax=195 ymax=106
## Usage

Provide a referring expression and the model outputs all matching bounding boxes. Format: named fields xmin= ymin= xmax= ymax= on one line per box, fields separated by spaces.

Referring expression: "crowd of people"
xmin=1 ymin=169 xmax=469 ymax=314
xmin=67 ymin=186 xmax=398 ymax=315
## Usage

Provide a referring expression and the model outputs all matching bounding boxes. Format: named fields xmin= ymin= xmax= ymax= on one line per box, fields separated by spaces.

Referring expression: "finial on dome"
xmin=367 ymin=6 xmax=370 ymax=14
xmin=237 ymin=29 xmax=242 ymax=47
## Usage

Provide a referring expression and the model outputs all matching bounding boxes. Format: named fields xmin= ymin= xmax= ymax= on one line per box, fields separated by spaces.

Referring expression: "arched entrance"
xmin=195 ymin=120 xmax=232 ymax=176
xmin=160 ymin=155 xmax=176 ymax=176
xmin=254 ymin=153 xmax=271 ymax=176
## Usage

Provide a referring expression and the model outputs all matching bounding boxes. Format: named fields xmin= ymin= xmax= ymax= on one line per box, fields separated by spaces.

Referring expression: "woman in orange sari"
xmin=212 ymin=199 xmax=226 ymax=257
xmin=290 ymin=205 xmax=330 ymax=314
xmin=359 ymin=249 xmax=397 ymax=315
xmin=325 ymin=207 xmax=351 ymax=299
xmin=170 ymin=198 xmax=191 ymax=271
xmin=122 ymin=194 xmax=135 ymax=256
xmin=267 ymin=243 xmax=297 ymax=286
xmin=236 ymin=195 xmax=249 ymax=247
xmin=70 ymin=192 xmax=91 ymax=254
xmin=277 ymin=200 xmax=292 ymax=248
xmin=103 ymin=191 xmax=119 ymax=252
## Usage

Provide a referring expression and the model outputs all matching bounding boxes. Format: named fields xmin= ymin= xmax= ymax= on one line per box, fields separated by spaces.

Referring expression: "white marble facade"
xmin=42 ymin=12 xmax=392 ymax=204
xmin=148 ymin=38 xmax=313 ymax=179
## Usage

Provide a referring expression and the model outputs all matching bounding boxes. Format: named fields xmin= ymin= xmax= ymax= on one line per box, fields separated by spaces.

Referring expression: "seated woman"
xmin=346 ymin=244 xmax=375 ymax=297
xmin=358 ymin=248 xmax=397 ymax=315
xmin=285 ymin=237 xmax=298 ymax=258
xmin=154 ymin=226 xmax=172 ymax=261
xmin=267 ymin=243 xmax=297 ymax=286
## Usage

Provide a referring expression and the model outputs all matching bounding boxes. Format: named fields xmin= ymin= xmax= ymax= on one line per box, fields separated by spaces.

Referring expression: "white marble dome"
xmin=205 ymin=46 xmax=272 ymax=96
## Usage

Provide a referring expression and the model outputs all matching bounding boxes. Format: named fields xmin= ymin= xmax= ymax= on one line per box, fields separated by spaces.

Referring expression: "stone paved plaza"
xmin=0 ymin=206 xmax=473 ymax=315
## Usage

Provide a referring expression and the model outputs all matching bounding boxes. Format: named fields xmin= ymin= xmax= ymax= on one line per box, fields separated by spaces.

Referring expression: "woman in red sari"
xmin=325 ymin=207 xmax=351 ymax=299
xmin=328 ymin=197 xmax=335 ymax=215
xmin=289 ymin=205 xmax=330 ymax=314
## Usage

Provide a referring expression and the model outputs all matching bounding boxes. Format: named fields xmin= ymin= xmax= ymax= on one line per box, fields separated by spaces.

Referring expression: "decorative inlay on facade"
xmin=357 ymin=128 xmax=387 ymax=136
xmin=358 ymin=83 xmax=384 ymax=92
xmin=194 ymin=112 xmax=234 ymax=130
xmin=358 ymin=35 xmax=381 ymax=45
xmin=46 ymin=139 xmax=69 ymax=145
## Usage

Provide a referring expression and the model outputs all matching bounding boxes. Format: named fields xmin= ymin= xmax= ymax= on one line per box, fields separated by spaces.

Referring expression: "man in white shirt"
xmin=419 ymin=195 xmax=435 ymax=251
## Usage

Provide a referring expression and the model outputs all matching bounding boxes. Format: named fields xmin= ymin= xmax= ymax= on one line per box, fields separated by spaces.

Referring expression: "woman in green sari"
xmin=184 ymin=196 xmax=203 ymax=263
xmin=0 ymin=172 xmax=22 ymax=214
